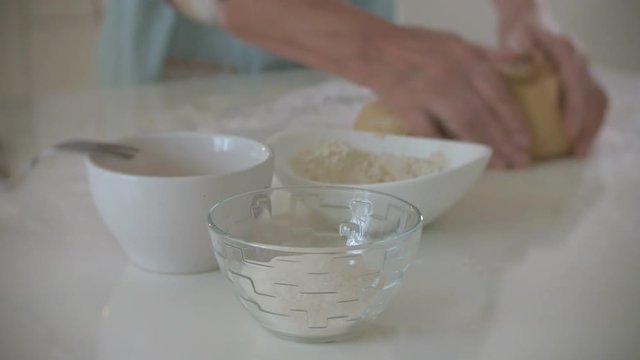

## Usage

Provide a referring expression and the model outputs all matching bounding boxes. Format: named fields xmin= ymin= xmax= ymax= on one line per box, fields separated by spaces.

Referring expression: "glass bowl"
xmin=208 ymin=186 xmax=423 ymax=342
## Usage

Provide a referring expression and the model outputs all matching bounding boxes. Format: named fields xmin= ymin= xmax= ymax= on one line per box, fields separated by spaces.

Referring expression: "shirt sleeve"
xmin=97 ymin=0 xmax=177 ymax=86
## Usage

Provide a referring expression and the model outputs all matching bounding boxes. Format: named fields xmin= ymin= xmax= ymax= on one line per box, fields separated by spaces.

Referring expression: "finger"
xmin=428 ymin=115 xmax=456 ymax=139
xmin=453 ymin=83 xmax=530 ymax=168
xmin=416 ymin=116 xmax=445 ymax=138
xmin=470 ymin=59 xmax=533 ymax=150
xmin=489 ymin=156 xmax=508 ymax=170
xmin=575 ymin=84 xmax=608 ymax=156
xmin=429 ymin=88 xmax=528 ymax=168
xmin=427 ymin=93 xmax=489 ymax=142
xmin=499 ymin=24 xmax=535 ymax=53
xmin=482 ymin=108 xmax=531 ymax=169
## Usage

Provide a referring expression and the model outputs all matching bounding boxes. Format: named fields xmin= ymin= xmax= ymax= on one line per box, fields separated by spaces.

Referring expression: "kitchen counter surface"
xmin=1 ymin=68 xmax=639 ymax=360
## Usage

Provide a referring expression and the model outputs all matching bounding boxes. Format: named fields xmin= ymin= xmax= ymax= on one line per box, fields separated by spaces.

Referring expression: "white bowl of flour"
xmin=268 ymin=128 xmax=491 ymax=225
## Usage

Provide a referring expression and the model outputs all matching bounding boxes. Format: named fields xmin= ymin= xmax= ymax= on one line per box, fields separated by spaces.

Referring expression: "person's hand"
xmin=496 ymin=4 xmax=608 ymax=156
xmin=214 ymin=0 xmax=530 ymax=168
xmin=364 ymin=27 xmax=532 ymax=169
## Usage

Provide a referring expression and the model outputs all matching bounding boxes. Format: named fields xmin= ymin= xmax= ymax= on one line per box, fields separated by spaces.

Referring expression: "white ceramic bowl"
xmin=86 ymin=132 xmax=274 ymax=274
xmin=267 ymin=128 xmax=491 ymax=225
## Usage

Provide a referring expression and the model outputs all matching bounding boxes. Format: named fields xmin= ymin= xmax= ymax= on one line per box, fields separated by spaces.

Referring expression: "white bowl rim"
xmin=208 ymin=185 xmax=424 ymax=253
xmin=86 ymin=132 xmax=274 ymax=182
xmin=267 ymin=128 xmax=492 ymax=187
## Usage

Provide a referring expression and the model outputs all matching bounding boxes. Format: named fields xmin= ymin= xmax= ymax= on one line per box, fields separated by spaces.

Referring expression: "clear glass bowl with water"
xmin=208 ymin=186 xmax=423 ymax=342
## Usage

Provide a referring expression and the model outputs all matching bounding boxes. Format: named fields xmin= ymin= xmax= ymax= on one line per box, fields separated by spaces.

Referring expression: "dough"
xmin=354 ymin=57 xmax=570 ymax=160
xmin=498 ymin=57 xmax=570 ymax=160
xmin=353 ymin=100 xmax=407 ymax=135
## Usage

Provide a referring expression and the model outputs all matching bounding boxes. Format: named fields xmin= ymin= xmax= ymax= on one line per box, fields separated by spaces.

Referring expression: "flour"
xmin=289 ymin=141 xmax=449 ymax=184
xmin=235 ymin=253 xmax=385 ymax=339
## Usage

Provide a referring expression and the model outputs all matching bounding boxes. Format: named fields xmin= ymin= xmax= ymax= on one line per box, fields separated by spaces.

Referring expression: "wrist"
xmin=353 ymin=26 xmax=451 ymax=92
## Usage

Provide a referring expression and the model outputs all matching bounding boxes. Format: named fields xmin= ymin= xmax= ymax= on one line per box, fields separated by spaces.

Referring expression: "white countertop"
xmin=1 ymin=68 xmax=639 ymax=360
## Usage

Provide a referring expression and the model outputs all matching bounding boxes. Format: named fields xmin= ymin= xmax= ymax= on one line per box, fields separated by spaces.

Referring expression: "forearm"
xmin=217 ymin=0 xmax=398 ymax=85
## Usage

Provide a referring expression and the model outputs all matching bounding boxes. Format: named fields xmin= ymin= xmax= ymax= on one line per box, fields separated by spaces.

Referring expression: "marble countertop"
xmin=1 ymin=68 xmax=639 ymax=360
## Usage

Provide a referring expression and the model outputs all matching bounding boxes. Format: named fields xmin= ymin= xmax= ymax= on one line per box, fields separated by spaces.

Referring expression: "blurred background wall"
xmin=1 ymin=0 xmax=638 ymax=98
xmin=0 ymin=0 xmax=102 ymax=98
xmin=397 ymin=0 xmax=640 ymax=71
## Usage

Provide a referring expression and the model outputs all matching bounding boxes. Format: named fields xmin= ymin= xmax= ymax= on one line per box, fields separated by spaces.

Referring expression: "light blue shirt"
xmin=97 ymin=0 xmax=395 ymax=86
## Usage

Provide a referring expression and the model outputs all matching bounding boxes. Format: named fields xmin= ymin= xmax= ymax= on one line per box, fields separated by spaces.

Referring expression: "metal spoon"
xmin=1 ymin=139 xmax=139 ymax=189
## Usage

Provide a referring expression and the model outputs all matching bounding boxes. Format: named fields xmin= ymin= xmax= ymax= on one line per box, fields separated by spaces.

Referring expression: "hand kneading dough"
xmin=354 ymin=57 xmax=570 ymax=160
